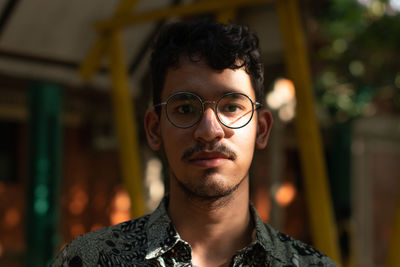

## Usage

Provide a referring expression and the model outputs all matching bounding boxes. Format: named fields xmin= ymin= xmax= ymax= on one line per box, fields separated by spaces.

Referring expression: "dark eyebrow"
xmin=168 ymin=92 xmax=199 ymax=101
xmin=222 ymin=93 xmax=246 ymax=99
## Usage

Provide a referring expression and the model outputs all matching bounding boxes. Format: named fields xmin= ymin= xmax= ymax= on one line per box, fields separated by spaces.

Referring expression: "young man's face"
xmin=145 ymin=59 xmax=271 ymax=199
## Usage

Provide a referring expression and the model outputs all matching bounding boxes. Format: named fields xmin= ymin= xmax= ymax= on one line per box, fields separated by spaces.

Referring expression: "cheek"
xmin=160 ymin=124 xmax=190 ymax=161
xmin=239 ymin=119 xmax=257 ymax=142
xmin=231 ymin=126 xmax=256 ymax=158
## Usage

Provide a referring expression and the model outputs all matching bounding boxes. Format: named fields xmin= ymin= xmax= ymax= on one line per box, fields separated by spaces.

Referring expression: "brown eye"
xmin=176 ymin=104 xmax=196 ymax=114
xmin=223 ymin=103 xmax=241 ymax=113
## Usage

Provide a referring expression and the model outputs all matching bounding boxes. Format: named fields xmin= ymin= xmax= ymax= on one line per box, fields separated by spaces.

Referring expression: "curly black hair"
xmin=150 ymin=19 xmax=264 ymax=114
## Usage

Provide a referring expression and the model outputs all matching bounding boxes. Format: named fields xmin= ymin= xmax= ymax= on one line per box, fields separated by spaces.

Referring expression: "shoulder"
xmin=261 ymin=223 xmax=338 ymax=267
xmin=51 ymin=214 xmax=151 ymax=267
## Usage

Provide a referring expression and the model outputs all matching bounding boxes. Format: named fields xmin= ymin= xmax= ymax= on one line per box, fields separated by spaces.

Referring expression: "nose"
xmin=193 ymin=106 xmax=225 ymax=144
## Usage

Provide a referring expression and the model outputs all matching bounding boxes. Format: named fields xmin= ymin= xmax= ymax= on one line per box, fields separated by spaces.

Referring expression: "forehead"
xmin=162 ymin=59 xmax=255 ymax=100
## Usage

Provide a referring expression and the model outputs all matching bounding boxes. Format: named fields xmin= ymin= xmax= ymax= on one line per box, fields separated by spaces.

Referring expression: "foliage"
xmin=308 ymin=0 xmax=400 ymax=122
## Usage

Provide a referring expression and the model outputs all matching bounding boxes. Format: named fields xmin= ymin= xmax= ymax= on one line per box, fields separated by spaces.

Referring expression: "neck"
xmin=168 ymin=174 xmax=253 ymax=267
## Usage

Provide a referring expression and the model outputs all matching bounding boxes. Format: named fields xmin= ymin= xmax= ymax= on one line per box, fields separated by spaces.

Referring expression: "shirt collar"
xmin=144 ymin=196 xmax=290 ymax=265
xmin=145 ymin=196 xmax=187 ymax=260
xmin=249 ymin=203 xmax=291 ymax=265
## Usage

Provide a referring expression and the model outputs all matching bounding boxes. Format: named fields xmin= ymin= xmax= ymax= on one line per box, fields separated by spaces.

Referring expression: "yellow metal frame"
xmin=79 ymin=0 xmax=140 ymax=80
xmin=216 ymin=8 xmax=236 ymax=24
xmin=79 ymin=0 xmax=346 ymax=264
xmin=108 ymin=29 xmax=145 ymax=217
xmin=276 ymin=0 xmax=341 ymax=263
xmin=385 ymin=189 xmax=400 ymax=267
xmin=95 ymin=0 xmax=273 ymax=31
xmin=80 ymin=0 xmax=146 ymax=218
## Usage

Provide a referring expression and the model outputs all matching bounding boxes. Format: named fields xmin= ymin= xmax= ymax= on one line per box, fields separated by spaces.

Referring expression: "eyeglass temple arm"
xmin=153 ymin=102 xmax=167 ymax=108
xmin=226 ymin=102 xmax=262 ymax=126
xmin=225 ymin=109 xmax=254 ymax=126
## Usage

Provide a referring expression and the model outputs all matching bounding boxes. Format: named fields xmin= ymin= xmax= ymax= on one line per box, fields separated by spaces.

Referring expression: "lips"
xmin=187 ymin=151 xmax=233 ymax=168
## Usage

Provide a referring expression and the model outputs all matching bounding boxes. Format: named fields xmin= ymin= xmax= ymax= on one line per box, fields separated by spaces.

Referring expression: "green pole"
xmin=26 ymin=82 xmax=63 ymax=267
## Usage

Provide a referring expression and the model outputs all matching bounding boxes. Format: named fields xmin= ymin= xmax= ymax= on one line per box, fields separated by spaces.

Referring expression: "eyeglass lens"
xmin=165 ymin=92 xmax=254 ymax=129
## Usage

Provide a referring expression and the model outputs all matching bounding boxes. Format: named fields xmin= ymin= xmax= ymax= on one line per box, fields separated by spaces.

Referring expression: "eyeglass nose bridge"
xmin=201 ymin=100 xmax=217 ymax=110
xmin=197 ymin=100 xmax=221 ymax=126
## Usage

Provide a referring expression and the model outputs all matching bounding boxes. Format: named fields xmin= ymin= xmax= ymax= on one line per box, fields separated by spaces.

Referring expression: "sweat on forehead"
xmin=150 ymin=19 xmax=265 ymax=113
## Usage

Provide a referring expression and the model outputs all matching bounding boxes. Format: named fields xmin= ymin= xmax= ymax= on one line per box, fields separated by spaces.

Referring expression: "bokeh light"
xmin=370 ymin=1 xmax=386 ymax=16
xmin=34 ymin=184 xmax=49 ymax=215
xmin=110 ymin=188 xmax=131 ymax=225
xmin=145 ymin=158 xmax=164 ymax=211
xmin=254 ymin=187 xmax=270 ymax=222
xmin=390 ymin=0 xmax=400 ymax=11
xmin=266 ymin=78 xmax=296 ymax=122
xmin=321 ymin=71 xmax=338 ymax=88
xmin=395 ymin=73 xmax=400 ymax=88
xmin=70 ymin=223 xmax=85 ymax=238
xmin=68 ymin=185 xmax=88 ymax=215
xmin=275 ymin=182 xmax=297 ymax=207
xmin=4 ymin=208 xmax=21 ymax=229
xmin=349 ymin=60 xmax=365 ymax=77
xmin=332 ymin=39 xmax=348 ymax=54
xmin=90 ymin=224 xmax=104 ymax=232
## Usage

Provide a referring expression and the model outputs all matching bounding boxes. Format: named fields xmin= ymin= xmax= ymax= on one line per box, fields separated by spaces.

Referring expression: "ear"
xmin=255 ymin=109 xmax=273 ymax=149
xmin=144 ymin=109 xmax=162 ymax=151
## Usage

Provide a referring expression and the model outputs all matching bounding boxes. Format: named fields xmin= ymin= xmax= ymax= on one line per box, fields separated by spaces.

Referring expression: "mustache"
xmin=181 ymin=143 xmax=237 ymax=161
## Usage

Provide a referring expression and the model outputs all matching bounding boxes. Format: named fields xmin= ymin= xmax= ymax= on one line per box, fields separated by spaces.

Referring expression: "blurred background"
xmin=0 ymin=0 xmax=399 ymax=266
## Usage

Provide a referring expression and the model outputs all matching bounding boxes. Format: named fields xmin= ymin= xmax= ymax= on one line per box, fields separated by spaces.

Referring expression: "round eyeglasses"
xmin=154 ymin=92 xmax=261 ymax=129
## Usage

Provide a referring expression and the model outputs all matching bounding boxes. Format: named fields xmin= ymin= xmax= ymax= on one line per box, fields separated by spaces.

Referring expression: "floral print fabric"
xmin=52 ymin=197 xmax=337 ymax=267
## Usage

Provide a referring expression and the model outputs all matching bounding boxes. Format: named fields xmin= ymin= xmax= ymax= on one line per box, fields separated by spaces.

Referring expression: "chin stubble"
xmin=172 ymin=169 xmax=247 ymax=203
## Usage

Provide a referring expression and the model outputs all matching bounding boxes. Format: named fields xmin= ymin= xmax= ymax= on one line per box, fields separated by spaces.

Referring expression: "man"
xmin=53 ymin=20 xmax=337 ymax=266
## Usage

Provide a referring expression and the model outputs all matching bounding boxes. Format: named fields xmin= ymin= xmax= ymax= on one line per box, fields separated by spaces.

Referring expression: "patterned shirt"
xmin=52 ymin=197 xmax=338 ymax=266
